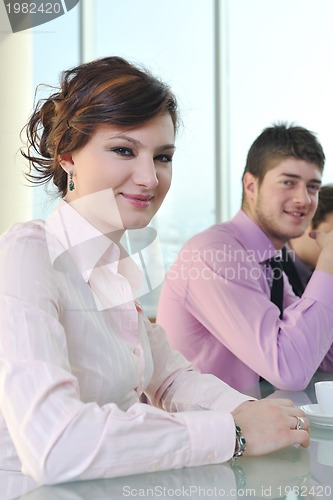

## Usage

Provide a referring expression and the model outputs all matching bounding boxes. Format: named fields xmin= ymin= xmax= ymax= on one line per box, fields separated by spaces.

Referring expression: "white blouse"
xmin=0 ymin=200 xmax=250 ymax=486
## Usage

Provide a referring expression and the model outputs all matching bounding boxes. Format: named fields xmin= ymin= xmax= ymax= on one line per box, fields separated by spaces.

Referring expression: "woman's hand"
xmin=231 ymin=398 xmax=310 ymax=456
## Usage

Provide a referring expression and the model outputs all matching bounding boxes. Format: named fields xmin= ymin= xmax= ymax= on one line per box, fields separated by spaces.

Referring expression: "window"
xmin=13 ymin=0 xmax=333 ymax=316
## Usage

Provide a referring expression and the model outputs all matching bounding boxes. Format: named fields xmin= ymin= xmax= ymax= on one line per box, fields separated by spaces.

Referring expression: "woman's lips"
xmin=121 ymin=193 xmax=153 ymax=208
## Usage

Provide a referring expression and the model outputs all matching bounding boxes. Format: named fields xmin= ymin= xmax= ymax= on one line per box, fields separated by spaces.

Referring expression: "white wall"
xmin=0 ymin=1 xmax=33 ymax=233
xmin=31 ymin=6 xmax=80 ymax=219
xmin=0 ymin=2 xmax=80 ymax=233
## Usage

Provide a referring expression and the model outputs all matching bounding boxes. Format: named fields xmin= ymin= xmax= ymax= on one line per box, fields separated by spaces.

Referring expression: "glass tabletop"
xmin=4 ymin=373 xmax=333 ymax=500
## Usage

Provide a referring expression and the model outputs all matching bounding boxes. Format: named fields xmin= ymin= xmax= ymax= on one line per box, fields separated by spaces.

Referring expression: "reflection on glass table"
xmin=14 ymin=447 xmax=310 ymax=500
xmin=3 ymin=373 xmax=333 ymax=500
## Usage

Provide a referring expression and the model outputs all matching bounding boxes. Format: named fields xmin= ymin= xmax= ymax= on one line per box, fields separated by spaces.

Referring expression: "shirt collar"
xmin=232 ymin=210 xmax=280 ymax=263
xmin=45 ymin=199 xmax=119 ymax=282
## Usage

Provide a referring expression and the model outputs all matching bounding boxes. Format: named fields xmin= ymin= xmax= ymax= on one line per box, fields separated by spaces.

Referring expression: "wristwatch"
xmin=233 ymin=421 xmax=246 ymax=458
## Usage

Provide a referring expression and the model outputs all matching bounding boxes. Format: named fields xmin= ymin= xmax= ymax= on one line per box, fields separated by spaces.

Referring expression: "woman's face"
xmin=61 ymin=114 xmax=175 ymax=232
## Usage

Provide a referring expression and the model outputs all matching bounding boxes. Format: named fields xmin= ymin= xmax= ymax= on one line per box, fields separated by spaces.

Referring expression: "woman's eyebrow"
xmin=156 ymin=144 xmax=176 ymax=152
xmin=106 ymin=134 xmax=176 ymax=151
xmin=105 ymin=134 xmax=141 ymax=146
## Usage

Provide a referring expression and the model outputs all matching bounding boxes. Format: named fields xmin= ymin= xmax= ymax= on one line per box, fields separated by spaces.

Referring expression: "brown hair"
xmin=241 ymin=122 xmax=325 ymax=206
xmin=312 ymin=184 xmax=333 ymax=229
xmin=22 ymin=56 xmax=178 ymax=197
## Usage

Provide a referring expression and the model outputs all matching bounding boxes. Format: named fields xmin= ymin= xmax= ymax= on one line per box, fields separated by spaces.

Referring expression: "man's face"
xmin=244 ymin=158 xmax=322 ymax=248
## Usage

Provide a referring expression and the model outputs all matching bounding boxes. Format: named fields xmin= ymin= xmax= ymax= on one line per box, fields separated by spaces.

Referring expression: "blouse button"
xmin=133 ymin=347 xmax=141 ymax=356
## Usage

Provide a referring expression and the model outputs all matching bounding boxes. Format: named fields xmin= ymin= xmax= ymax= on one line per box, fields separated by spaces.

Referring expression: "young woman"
xmin=0 ymin=56 xmax=309 ymax=487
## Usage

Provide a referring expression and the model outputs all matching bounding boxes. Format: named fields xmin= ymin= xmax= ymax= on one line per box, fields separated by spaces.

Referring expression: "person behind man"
xmin=282 ymin=184 xmax=333 ymax=374
xmin=157 ymin=123 xmax=333 ymax=392
xmin=283 ymin=184 xmax=333 ymax=297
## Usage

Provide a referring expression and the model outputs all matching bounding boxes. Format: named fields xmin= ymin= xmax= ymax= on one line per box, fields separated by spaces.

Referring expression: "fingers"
xmin=233 ymin=398 xmax=311 ymax=456
xmin=294 ymin=416 xmax=306 ymax=430
xmin=281 ymin=408 xmax=310 ymax=449
xmin=290 ymin=413 xmax=310 ymax=448
xmin=291 ymin=429 xmax=310 ymax=448
xmin=284 ymin=403 xmax=310 ymax=434
xmin=270 ymin=400 xmax=310 ymax=430
xmin=311 ymin=227 xmax=333 ymax=248
xmin=279 ymin=411 xmax=310 ymax=448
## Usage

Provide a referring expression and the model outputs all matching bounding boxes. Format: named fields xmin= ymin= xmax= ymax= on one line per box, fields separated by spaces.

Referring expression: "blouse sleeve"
xmin=143 ymin=317 xmax=252 ymax=413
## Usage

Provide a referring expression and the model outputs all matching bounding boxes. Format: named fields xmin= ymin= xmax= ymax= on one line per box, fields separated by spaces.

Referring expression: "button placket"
xmin=133 ymin=344 xmax=145 ymax=395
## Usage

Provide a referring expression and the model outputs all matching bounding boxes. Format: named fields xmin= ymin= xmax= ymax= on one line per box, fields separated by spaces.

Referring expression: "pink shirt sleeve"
xmin=158 ymin=240 xmax=333 ymax=391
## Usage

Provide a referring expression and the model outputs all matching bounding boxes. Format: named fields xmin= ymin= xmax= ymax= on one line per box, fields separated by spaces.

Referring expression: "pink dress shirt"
xmin=157 ymin=210 xmax=333 ymax=392
xmin=0 ymin=201 xmax=251 ymax=487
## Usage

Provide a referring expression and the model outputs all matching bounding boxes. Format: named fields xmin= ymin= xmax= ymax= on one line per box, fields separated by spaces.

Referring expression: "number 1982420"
xmin=5 ymin=3 xmax=62 ymax=14
xmin=278 ymin=485 xmax=332 ymax=497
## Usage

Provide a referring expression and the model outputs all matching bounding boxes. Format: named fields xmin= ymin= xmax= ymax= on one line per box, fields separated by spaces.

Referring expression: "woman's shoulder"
xmin=0 ymin=220 xmax=63 ymax=303
xmin=0 ymin=220 xmax=49 ymax=261
xmin=0 ymin=219 xmax=46 ymax=244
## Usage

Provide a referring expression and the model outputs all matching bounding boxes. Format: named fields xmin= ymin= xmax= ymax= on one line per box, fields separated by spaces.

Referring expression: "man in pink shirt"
xmin=157 ymin=123 xmax=333 ymax=392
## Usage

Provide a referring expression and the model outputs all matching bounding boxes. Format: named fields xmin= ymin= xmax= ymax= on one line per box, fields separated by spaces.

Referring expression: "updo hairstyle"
xmin=22 ymin=56 xmax=178 ymax=197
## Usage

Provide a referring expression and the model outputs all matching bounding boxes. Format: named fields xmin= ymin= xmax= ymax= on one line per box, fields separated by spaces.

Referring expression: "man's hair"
xmin=312 ymin=184 xmax=333 ymax=229
xmin=241 ymin=122 xmax=325 ymax=206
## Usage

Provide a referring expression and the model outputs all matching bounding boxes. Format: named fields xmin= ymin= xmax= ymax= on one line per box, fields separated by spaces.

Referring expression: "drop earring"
xmin=69 ymin=171 xmax=75 ymax=191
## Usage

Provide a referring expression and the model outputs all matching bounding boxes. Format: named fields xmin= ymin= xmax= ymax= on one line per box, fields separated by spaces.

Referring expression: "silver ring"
xmin=295 ymin=416 xmax=305 ymax=430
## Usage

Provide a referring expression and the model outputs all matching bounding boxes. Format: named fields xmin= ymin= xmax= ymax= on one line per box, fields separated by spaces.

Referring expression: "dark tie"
xmin=280 ymin=246 xmax=304 ymax=297
xmin=259 ymin=256 xmax=284 ymax=384
xmin=268 ymin=256 xmax=284 ymax=319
